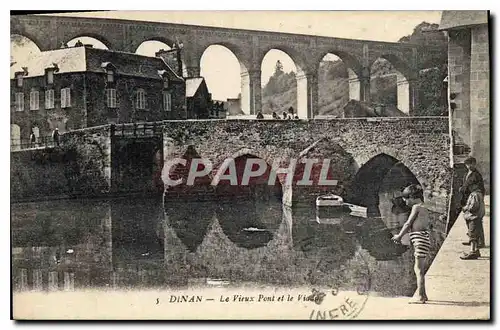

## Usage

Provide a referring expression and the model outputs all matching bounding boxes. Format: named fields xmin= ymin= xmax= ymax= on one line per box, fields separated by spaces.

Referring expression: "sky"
xmin=11 ymin=11 xmax=442 ymax=101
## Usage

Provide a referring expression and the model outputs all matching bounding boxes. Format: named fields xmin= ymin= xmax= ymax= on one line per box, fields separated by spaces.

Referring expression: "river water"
xmin=11 ymin=190 xmax=445 ymax=297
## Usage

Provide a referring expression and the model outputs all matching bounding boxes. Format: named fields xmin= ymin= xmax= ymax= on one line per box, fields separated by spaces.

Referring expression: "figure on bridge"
xmin=29 ymin=131 xmax=36 ymax=148
xmin=52 ymin=128 xmax=60 ymax=146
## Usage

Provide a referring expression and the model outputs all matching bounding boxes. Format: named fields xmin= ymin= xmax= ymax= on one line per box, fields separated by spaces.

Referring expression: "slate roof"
xmin=185 ymin=77 xmax=205 ymax=98
xmin=10 ymin=46 xmax=184 ymax=82
xmin=439 ymin=10 xmax=488 ymax=30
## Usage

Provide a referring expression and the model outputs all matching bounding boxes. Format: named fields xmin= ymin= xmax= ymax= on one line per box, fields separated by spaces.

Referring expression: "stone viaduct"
xmin=11 ymin=14 xmax=446 ymax=118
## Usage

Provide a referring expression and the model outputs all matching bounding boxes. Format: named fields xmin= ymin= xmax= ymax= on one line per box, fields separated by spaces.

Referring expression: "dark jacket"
xmin=460 ymin=169 xmax=485 ymax=206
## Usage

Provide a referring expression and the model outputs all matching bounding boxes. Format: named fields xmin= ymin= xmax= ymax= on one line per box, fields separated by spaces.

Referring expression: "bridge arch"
xmin=316 ymin=52 xmax=364 ymax=116
xmin=211 ymin=148 xmax=286 ymax=204
xmin=199 ymin=44 xmax=248 ymax=112
xmin=11 ymin=33 xmax=43 ymax=53
xmin=347 ymin=152 xmax=421 ymax=217
xmin=135 ymin=37 xmax=176 ymax=52
xmin=11 ymin=34 xmax=42 ymax=69
xmin=260 ymin=48 xmax=309 ymax=118
xmin=370 ymin=54 xmax=416 ymax=115
xmin=65 ymin=35 xmax=111 ymax=49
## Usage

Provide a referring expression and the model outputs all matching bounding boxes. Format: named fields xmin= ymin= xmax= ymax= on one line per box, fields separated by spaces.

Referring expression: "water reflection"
xmin=12 ymin=196 xmax=426 ymax=296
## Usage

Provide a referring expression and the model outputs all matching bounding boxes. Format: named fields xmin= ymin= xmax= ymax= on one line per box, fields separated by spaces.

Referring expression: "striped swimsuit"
xmin=409 ymin=231 xmax=431 ymax=258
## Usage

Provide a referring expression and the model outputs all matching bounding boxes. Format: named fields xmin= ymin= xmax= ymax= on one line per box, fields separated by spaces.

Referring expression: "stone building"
xmin=11 ymin=44 xmax=186 ymax=146
xmin=185 ymin=77 xmax=211 ymax=119
xmin=439 ymin=10 xmax=490 ymax=192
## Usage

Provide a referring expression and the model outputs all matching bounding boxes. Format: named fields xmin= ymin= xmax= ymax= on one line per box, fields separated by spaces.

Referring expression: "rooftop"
xmin=185 ymin=77 xmax=205 ymax=98
xmin=10 ymin=46 xmax=183 ymax=82
xmin=439 ymin=10 xmax=489 ymax=30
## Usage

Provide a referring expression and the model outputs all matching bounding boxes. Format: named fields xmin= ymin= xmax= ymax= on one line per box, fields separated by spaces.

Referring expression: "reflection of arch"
xmin=216 ymin=200 xmax=282 ymax=249
xmin=347 ymin=153 xmax=420 ymax=217
xmin=291 ymin=209 xmax=357 ymax=272
xmin=164 ymin=202 xmax=216 ymax=252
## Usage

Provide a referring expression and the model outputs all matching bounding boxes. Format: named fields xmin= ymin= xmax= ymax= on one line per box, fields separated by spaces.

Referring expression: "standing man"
xmin=52 ymin=128 xmax=60 ymax=147
xmin=29 ymin=130 xmax=36 ymax=148
xmin=459 ymin=157 xmax=485 ymax=248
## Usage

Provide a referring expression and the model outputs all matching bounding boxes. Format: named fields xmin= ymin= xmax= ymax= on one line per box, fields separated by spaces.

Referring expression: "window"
xmin=61 ymin=88 xmax=71 ymax=108
xmin=163 ymin=91 xmax=172 ymax=112
xmin=136 ymin=89 xmax=146 ymax=109
xmin=16 ymin=75 xmax=23 ymax=87
xmin=45 ymin=89 xmax=54 ymax=109
xmin=106 ymin=88 xmax=117 ymax=108
xmin=163 ymin=78 xmax=169 ymax=89
xmin=15 ymin=93 xmax=24 ymax=111
xmin=107 ymin=70 xmax=114 ymax=83
xmin=47 ymin=70 xmax=54 ymax=84
xmin=30 ymin=90 xmax=39 ymax=110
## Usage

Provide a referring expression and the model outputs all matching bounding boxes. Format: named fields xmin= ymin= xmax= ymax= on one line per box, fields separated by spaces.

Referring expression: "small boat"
xmin=242 ymin=227 xmax=268 ymax=232
xmin=316 ymin=194 xmax=344 ymax=207
xmin=316 ymin=194 xmax=368 ymax=219
xmin=343 ymin=202 xmax=368 ymax=218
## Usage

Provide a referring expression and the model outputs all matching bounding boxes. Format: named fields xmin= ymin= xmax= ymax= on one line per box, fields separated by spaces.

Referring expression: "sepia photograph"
xmin=9 ymin=9 xmax=490 ymax=320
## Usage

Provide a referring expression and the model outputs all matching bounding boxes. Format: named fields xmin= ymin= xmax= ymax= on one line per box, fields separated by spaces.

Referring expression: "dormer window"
xmin=101 ymin=62 xmax=117 ymax=84
xmin=47 ymin=70 xmax=54 ymax=84
xmin=15 ymin=72 xmax=24 ymax=87
xmin=107 ymin=70 xmax=114 ymax=83
xmin=158 ymin=70 xmax=170 ymax=90
xmin=45 ymin=64 xmax=58 ymax=85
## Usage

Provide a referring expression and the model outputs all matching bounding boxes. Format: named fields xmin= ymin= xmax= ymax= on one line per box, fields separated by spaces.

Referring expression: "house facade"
xmin=11 ymin=45 xmax=186 ymax=146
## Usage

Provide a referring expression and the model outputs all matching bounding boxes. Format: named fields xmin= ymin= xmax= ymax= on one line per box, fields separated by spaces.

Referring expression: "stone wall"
xmin=11 ymin=125 xmax=112 ymax=201
xmin=448 ymin=29 xmax=472 ymax=147
xmin=470 ymin=25 xmax=490 ymax=192
xmin=11 ymin=148 xmax=70 ymax=200
xmin=162 ymin=118 xmax=451 ymax=213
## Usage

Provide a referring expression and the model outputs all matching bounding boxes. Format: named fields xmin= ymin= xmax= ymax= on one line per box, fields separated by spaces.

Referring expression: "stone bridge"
xmin=11 ymin=117 xmax=457 ymax=227
xmin=161 ymin=118 xmax=451 ymax=212
xmin=11 ymin=14 xmax=446 ymax=117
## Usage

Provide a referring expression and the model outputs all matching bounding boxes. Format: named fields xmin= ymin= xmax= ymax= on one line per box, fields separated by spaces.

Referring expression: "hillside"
xmin=261 ymin=21 xmax=448 ymax=117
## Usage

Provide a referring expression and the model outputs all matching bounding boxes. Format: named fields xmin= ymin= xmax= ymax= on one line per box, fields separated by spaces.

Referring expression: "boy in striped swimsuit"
xmin=392 ymin=184 xmax=431 ymax=304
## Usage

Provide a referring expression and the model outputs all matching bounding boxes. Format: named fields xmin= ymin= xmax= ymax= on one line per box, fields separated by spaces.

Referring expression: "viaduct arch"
xmin=11 ymin=14 xmax=446 ymax=118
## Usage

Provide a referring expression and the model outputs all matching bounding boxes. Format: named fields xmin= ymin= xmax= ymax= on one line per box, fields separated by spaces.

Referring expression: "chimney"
xmin=156 ymin=48 xmax=183 ymax=77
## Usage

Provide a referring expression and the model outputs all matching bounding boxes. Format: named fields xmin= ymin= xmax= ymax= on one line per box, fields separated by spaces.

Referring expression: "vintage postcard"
xmin=10 ymin=10 xmax=490 ymax=320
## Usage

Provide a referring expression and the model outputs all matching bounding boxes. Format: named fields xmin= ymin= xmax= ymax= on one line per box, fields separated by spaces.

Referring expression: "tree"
xmin=274 ymin=60 xmax=284 ymax=75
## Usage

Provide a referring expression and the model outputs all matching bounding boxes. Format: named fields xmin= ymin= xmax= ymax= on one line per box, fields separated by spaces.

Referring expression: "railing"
xmin=111 ymin=122 xmax=163 ymax=137
xmin=11 ymin=136 xmax=59 ymax=151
